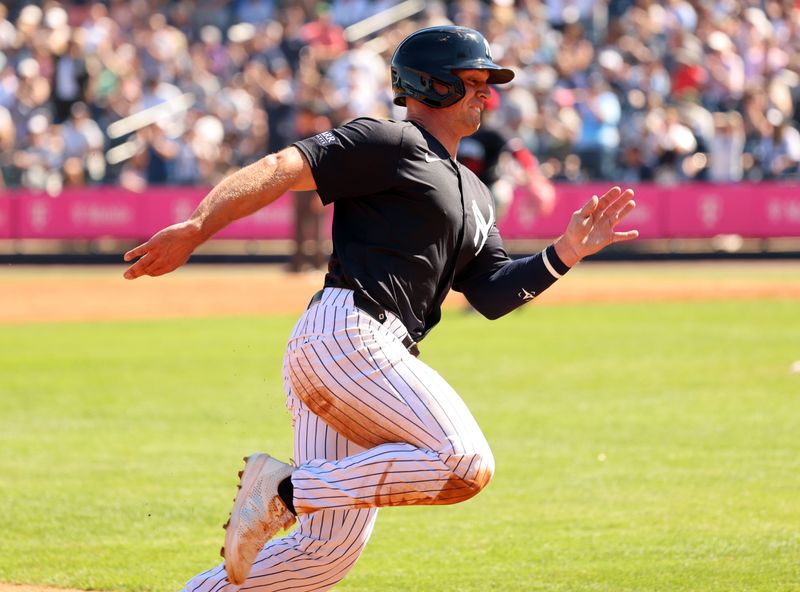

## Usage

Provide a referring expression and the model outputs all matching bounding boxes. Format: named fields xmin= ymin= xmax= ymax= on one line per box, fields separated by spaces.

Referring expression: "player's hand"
xmin=123 ymin=220 xmax=203 ymax=280
xmin=554 ymin=186 xmax=638 ymax=266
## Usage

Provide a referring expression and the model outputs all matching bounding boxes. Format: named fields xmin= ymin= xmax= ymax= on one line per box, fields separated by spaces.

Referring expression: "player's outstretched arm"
xmin=553 ymin=186 xmax=638 ymax=267
xmin=123 ymin=147 xmax=315 ymax=280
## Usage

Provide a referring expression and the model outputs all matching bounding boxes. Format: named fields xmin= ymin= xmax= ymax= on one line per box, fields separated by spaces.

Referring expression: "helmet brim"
xmin=447 ymin=62 xmax=515 ymax=84
xmin=487 ymin=67 xmax=515 ymax=84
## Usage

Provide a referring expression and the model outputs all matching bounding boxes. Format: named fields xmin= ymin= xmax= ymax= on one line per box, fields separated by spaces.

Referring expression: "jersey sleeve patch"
xmin=294 ymin=118 xmax=402 ymax=203
xmin=312 ymin=131 xmax=338 ymax=146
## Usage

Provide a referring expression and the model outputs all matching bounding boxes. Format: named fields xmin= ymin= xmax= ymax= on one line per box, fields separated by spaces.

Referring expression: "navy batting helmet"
xmin=391 ymin=26 xmax=514 ymax=109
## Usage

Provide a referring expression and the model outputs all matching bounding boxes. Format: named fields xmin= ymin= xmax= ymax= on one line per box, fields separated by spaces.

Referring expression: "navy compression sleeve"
xmin=458 ymin=244 xmax=571 ymax=320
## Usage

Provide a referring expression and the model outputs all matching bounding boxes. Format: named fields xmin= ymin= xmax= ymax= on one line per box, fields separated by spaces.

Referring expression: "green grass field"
xmin=1 ymin=295 xmax=799 ymax=591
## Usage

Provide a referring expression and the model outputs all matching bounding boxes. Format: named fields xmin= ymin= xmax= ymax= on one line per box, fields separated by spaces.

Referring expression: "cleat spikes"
xmin=238 ymin=470 xmax=243 ymax=479
xmin=220 ymin=546 xmax=225 ymax=558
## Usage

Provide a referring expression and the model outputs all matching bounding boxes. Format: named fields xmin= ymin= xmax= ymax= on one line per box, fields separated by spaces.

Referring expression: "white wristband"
xmin=541 ymin=247 xmax=562 ymax=279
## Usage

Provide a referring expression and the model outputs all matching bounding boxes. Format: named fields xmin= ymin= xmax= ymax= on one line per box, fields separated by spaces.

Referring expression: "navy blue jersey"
xmin=294 ymin=117 xmax=567 ymax=341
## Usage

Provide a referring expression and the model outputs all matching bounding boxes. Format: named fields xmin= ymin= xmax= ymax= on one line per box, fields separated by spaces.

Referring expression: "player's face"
xmin=439 ymin=69 xmax=492 ymax=136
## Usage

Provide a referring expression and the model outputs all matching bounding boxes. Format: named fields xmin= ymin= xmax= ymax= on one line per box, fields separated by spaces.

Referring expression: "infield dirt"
xmin=1 ymin=261 xmax=799 ymax=325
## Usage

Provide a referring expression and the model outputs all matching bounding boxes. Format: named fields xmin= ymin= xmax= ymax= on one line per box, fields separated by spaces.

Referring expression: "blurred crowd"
xmin=1 ymin=0 xmax=799 ymax=195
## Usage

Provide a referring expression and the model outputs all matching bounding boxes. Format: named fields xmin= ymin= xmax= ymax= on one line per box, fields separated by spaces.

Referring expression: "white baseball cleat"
xmin=221 ymin=453 xmax=296 ymax=585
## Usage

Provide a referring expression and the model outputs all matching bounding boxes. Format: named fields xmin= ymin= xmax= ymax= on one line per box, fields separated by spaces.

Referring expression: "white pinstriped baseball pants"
xmin=183 ymin=287 xmax=494 ymax=591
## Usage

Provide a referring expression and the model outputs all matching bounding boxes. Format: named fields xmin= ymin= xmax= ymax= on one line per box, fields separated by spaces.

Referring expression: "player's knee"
xmin=441 ymin=448 xmax=495 ymax=504
xmin=468 ymin=448 xmax=495 ymax=492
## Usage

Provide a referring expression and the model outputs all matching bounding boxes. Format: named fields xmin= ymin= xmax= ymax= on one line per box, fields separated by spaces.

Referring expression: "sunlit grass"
xmin=1 ymin=299 xmax=798 ymax=591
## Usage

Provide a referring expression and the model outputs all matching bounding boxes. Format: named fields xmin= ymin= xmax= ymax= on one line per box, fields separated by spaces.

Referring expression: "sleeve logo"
xmin=313 ymin=131 xmax=337 ymax=146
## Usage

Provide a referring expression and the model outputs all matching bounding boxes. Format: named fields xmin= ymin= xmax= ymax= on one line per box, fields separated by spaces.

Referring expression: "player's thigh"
xmin=285 ymin=335 xmax=487 ymax=455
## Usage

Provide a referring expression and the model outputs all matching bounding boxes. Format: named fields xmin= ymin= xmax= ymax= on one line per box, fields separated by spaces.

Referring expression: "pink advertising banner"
xmin=498 ymin=182 xmax=800 ymax=239
xmin=16 ymin=188 xmax=144 ymax=239
xmin=737 ymin=183 xmax=800 ymax=237
xmin=138 ymin=189 xmax=296 ymax=239
xmin=1 ymin=186 xmax=297 ymax=240
xmin=498 ymin=183 xmax=666 ymax=239
xmin=665 ymin=185 xmax=756 ymax=237
xmin=660 ymin=182 xmax=800 ymax=237
xmin=1 ymin=182 xmax=798 ymax=240
xmin=0 ymin=193 xmax=12 ymax=238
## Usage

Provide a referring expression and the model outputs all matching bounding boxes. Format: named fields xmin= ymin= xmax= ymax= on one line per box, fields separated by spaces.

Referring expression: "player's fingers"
xmin=123 ymin=241 xmax=151 ymax=263
xmin=613 ymin=199 xmax=637 ymax=223
xmin=576 ymin=194 xmax=599 ymax=219
xmin=612 ymin=229 xmax=639 ymax=243
xmin=604 ymin=196 xmax=636 ymax=224
xmin=123 ymin=264 xmax=145 ymax=280
xmin=123 ymin=253 xmax=154 ymax=280
xmin=123 ymin=265 xmax=141 ymax=280
xmin=596 ymin=186 xmax=622 ymax=212
xmin=600 ymin=187 xmax=633 ymax=218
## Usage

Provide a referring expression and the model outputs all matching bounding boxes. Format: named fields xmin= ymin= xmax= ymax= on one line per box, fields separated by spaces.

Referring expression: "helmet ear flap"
xmin=392 ymin=65 xmax=465 ymax=108
xmin=432 ymin=75 xmax=465 ymax=107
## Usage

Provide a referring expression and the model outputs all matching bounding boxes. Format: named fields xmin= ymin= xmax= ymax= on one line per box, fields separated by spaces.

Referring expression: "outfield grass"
xmin=1 ymin=299 xmax=799 ymax=591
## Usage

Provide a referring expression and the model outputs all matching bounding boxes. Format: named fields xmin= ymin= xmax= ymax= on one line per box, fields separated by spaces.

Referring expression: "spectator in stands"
xmin=0 ymin=4 xmax=15 ymax=51
xmin=703 ymin=30 xmax=745 ymax=111
xmin=300 ymin=2 xmax=347 ymax=70
xmin=13 ymin=112 xmax=64 ymax=194
xmin=0 ymin=54 xmax=17 ymax=110
xmin=11 ymin=57 xmax=51 ymax=143
xmin=618 ymin=144 xmax=655 ymax=182
xmin=199 ymin=24 xmax=230 ymax=78
xmin=670 ymin=43 xmax=707 ymax=103
xmin=0 ymin=104 xmax=14 ymax=187
xmin=756 ymin=110 xmax=800 ymax=179
xmin=80 ymin=2 xmax=114 ymax=54
xmin=330 ymin=0 xmax=394 ymax=28
xmin=52 ymin=32 xmax=90 ymax=123
xmin=1 ymin=0 xmax=798 ymax=190
xmin=553 ymin=21 xmax=595 ymax=87
xmin=574 ymin=74 xmax=622 ymax=179
xmin=234 ymin=0 xmax=277 ymax=25
xmin=325 ymin=38 xmax=390 ymax=120
xmin=166 ymin=127 xmax=201 ymax=186
xmin=61 ymin=101 xmax=105 ymax=185
xmin=708 ymin=110 xmax=745 ymax=182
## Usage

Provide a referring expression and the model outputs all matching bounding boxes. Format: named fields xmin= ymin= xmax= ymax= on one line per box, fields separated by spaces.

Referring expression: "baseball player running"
xmin=123 ymin=26 xmax=638 ymax=591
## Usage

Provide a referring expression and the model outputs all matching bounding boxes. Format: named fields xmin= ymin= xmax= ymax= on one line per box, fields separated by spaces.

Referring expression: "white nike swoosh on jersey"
xmin=424 ymin=152 xmax=443 ymax=163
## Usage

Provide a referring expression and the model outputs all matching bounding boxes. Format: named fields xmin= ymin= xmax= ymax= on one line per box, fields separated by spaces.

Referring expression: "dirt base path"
xmin=1 ymin=261 xmax=799 ymax=325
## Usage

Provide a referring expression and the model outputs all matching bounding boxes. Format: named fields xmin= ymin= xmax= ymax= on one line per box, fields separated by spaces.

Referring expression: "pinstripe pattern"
xmin=182 ymin=402 xmax=377 ymax=592
xmin=183 ymin=287 xmax=493 ymax=590
xmin=284 ymin=288 xmax=494 ymax=513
